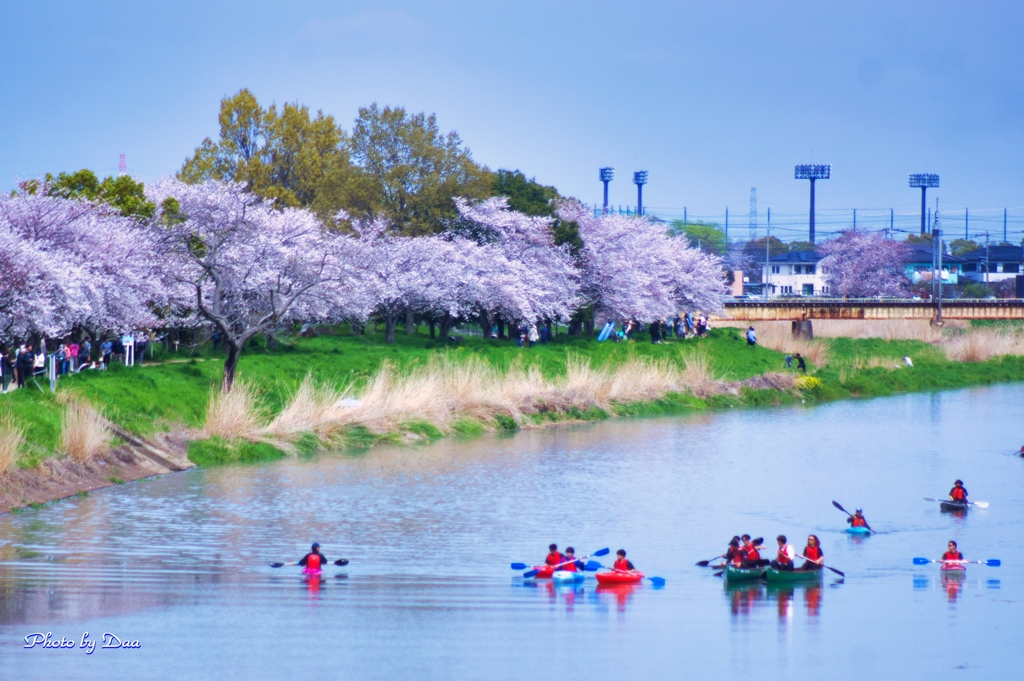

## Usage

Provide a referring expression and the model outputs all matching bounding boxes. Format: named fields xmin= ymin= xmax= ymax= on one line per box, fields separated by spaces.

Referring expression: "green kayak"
xmin=765 ymin=567 xmax=824 ymax=584
xmin=724 ymin=565 xmax=767 ymax=582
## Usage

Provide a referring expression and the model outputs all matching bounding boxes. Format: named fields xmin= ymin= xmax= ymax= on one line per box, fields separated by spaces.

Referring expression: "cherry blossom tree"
xmin=817 ymin=230 xmax=910 ymax=298
xmin=557 ymin=201 xmax=726 ymax=323
xmin=146 ymin=179 xmax=363 ymax=388
xmin=452 ymin=197 xmax=581 ymax=327
xmin=0 ymin=187 xmax=161 ymax=341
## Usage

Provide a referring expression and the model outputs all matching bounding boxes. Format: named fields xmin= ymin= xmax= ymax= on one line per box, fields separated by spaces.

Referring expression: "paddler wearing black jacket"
xmin=298 ymin=542 xmax=327 ymax=570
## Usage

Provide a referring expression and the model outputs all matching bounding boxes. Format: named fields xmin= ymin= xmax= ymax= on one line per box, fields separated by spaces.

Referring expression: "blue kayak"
xmin=845 ymin=526 xmax=871 ymax=535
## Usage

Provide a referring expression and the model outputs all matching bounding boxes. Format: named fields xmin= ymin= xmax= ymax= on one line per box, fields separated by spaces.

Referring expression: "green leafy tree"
xmin=788 ymin=240 xmax=816 ymax=253
xmin=179 ymin=89 xmax=348 ymax=208
xmin=491 ymin=169 xmax=558 ymax=216
xmin=743 ymin=235 xmax=788 ymax=260
xmin=668 ymin=220 xmax=727 ymax=255
xmin=949 ymin=238 xmax=981 ymax=256
xmin=38 ymin=169 xmax=155 ymax=219
xmin=317 ymin=103 xmax=490 ymax=235
xmin=906 ymin=233 xmax=932 ymax=245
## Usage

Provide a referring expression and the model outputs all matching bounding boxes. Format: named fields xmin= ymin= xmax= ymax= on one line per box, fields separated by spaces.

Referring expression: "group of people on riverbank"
xmin=0 ymin=332 xmax=154 ymax=394
xmin=597 ymin=312 xmax=710 ymax=344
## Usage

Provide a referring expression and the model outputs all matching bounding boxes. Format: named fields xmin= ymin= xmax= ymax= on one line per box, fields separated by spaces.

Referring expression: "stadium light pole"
xmin=908 ymin=173 xmax=939 ymax=235
xmin=633 ymin=171 xmax=648 ymax=216
xmin=600 ymin=167 xmax=614 ymax=214
xmin=794 ymin=164 xmax=831 ymax=244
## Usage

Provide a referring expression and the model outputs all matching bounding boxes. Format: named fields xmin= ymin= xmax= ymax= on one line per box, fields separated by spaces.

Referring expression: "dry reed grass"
xmin=942 ymin=328 xmax=1024 ymax=362
xmin=60 ymin=398 xmax=111 ymax=464
xmin=0 ymin=414 xmax=25 ymax=475
xmin=217 ymin=351 xmax=741 ymax=452
xmin=203 ymin=381 xmax=267 ymax=441
xmin=726 ymin=322 xmax=830 ymax=366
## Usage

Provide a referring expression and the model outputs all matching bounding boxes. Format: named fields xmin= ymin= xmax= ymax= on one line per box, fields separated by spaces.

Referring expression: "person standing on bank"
xmin=746 ymin=326 xmax=757 ymax=346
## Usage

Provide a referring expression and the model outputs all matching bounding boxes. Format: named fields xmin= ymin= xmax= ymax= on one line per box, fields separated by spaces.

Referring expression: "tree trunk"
xmin=568 ymin=320 xmax=581 ymax=336
xmin=497 ymin=318 xmax=506 ymax=339
xmin=405 ymin=309 xmax=415 ymax=336
xmin=429 ymin=319 xmax=436 ymax=339
xmin=546 ymin=320 xmax=554 ymax=340
xmin=583 ymin=319 xmax=595 ymax=336
xmin=223 ymin=340 xmax=242 ymax=391
xmin=479 ymin=310 xmax=491 ymax=338
xmin=439 ymin=314 xmax=453 ymax=340
xmin=385 ymin=313 xmax=397 ymax=344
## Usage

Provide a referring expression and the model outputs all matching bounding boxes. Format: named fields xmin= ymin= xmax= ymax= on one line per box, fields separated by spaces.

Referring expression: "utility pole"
xmin=935 ymin=225 xmax=943 ymax=323
xmin=1004 ymin=208 xmax=1008 ymax=243
xmin=965 ymin=208 xmax=969 ymax=240
xmin=985 ymin=232 xmax=990 ymax=286
xmin=853 ymin=209 xmax=857 ymax=230
xmin=765 ymin=208 xmax=772 ymax=299
xmin=889 ymin=208 xmax=894 ymax=239
xmin=725 ymin=207 xmax=729 ymax=242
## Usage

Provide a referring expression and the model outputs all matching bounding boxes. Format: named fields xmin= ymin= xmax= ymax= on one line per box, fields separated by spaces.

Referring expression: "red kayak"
xmin=596 ymin=570 xmax=644 ymax=585
xmin=529 ymin=566 xmax=555 ymax=579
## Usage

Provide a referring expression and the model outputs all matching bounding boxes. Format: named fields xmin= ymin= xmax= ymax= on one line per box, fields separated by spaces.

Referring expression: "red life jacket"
xmin=727 ymin=547 xmax=744 ymax=566
xmin=950 ymin=486 xmax=967 ymax=502
xmin=614 ymin=558 xmax=634 ymax=571
xmin=307 ymin=553 xmax=322 ymax=571
xmin=562 ymin=557 xmax=578 ymax=572
xmin=851 ymin=515 xmax=867 ymax=527
xmin=942 ymin=551 xmax=963 ymax=562
xmin=744 ymin=544 xmax=761 ymax=561
xmin=545 ymin=552 xmax=565 ymax=567
xmin=776 ymin=546 xmax=793 ymax=565
xmin=804 ymin=546 xmax=823 ymax=561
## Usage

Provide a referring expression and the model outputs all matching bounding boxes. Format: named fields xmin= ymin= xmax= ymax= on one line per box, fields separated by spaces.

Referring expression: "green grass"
xmin=2 ymin=324 xmax=1023 ymax=469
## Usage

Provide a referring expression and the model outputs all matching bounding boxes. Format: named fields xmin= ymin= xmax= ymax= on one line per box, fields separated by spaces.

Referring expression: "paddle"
xmin=602 ymin=565 xmax=666 ymax=586
xmin=796 ymin=554 xmax=844 ymax=578
xmin=831 ymin=500 xmax=876 ymax=533
xmin=912 ymin=557 xmax=1001 ymax=567
xmin=523 ymin=549 xmax=609 ymax=578
xmin=696 ymin=537 xmax=763 ymax=566
xmin=923 ymin=497 xmax=989 ymax=509
xmin=270 ymin=558 xmax=349 ymax=568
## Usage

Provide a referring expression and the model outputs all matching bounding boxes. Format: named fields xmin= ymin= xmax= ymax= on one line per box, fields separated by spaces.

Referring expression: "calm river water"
xmin=2 ymin=384 xmax=1023 ymax=680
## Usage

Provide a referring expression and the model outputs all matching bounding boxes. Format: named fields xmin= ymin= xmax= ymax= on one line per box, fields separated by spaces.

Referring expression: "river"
xmin=2 ymin=384 xmax=1023 ymax=680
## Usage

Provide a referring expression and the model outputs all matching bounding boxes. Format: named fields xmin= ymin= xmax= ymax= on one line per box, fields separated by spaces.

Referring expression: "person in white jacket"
xmin=771 ymin=535 xmax=797 ymax=571
xmin=528 ymin=325 xmax=540 ymax=348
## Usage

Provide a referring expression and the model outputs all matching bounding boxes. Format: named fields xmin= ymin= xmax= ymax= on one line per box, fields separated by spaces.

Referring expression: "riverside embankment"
xmin=2 ymin=321 xmax=1024 ymax=513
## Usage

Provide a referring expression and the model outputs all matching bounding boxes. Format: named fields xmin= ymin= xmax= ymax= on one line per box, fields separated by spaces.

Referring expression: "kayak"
xmin=302 ymin=567 xmax=323 ymax=576
xmin=940 ymin=562 xmax=967 ymax=573
xmin=939 ymin=501 xmax=969 ymax=513
xmin=595 ymin=570 xmax=644 ymax=585
xmin=552 ymin=570 xmax=585 ymax=584
xmin=724 ymin=565 xmax=766 ymax=582
xmin=845 ymin=526 xmax=871 ymax=535
xmin=527 ymin=566 xmax=555 ymax=579
xmin=765 ymin=568 xmax=824 ymax=584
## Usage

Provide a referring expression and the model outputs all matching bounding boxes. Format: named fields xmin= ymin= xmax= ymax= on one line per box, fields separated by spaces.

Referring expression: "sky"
xmin=1 ymin=1 xmax=1022 ymax=242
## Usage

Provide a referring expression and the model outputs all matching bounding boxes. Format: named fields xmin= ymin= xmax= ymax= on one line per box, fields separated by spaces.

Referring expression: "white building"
xmin=756 ymin=251 xmax=829 ymax=297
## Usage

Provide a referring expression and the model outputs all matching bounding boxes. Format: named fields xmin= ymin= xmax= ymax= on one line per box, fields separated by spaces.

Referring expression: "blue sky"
xmin=1 ymin=1 xmax=1021 ymax=241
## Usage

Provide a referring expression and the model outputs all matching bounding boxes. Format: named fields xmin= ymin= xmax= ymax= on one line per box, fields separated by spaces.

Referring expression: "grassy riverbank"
xmin=2 ymin=322 xmax=1024 ymax=503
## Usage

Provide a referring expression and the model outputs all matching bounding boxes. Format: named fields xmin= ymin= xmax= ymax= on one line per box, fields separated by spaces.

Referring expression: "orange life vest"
xmin=942 ymin=550 xmax=963 ymax=562
xmin=744 ymin=544 xmax=761 ymax=561
xmin=950 ymin=486 xmax=967 ymax=502
xmin=307 ymin=553 xmax=322 ymax=570
xmin=804 ymin=546 xmax=823 ymax=561
xmin=851 ymin=516 xmax=867 ymax=527
xmin=776 ymin=546 xmax=793 ymax=565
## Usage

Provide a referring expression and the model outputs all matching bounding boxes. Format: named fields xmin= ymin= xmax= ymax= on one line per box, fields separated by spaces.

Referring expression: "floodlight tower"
xmin=794 ymin=164 xmax=831 ymax=244
xmin=118 ymin=154 xmax=126 ymax=177
xmin=599 ymin=167 xmax=614 ymax=214
xmin=908 ymin=173 xmax=939 ymax=235
xmin=633 ymin=171 xmax=648 ymax=215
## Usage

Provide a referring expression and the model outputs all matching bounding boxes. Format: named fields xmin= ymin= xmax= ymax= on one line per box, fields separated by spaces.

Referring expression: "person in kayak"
xmin=560 ymin=547 xmax=585 ymax=572
xmin=613 ymin=549 xmax=636 ymax=572
xmin=725 ymin=538 xmax=745 ymax=567
xmin=545 ymin=544 xmax=566 ymax=567
xmin=741 ymin=535 xmax=762 ymax=567
xmin=942 ymin=540 xmax=964 ymax=567
xmin=948 ymin=480 xmax=968 ymax=503
xmin=298 ymin=542 xmax=327 ymax=572
xmin=847 ymin=508 xmax=868 ymax=528
xmin=801 ymin=535 xmax=824 ymax=571
xmin=771 ymin=535 xmax=796 ymax=571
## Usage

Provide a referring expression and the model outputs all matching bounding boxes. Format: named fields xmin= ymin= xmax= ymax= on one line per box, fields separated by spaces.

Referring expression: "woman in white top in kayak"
xmin=771 ymin=535 xmax=796 ymax=571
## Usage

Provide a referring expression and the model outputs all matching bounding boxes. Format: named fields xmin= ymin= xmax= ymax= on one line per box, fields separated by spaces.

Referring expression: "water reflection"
xmin=725 ymin=581 xmax=765 ymax=616
xmin=594 ymin=582 xmax=639 ymax=612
